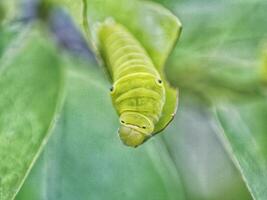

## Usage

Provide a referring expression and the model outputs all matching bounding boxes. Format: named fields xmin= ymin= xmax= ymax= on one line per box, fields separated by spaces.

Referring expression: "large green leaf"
xmin=0 ymin=26 xmax=65 ymax=200
xmin=16 ymin=58 xmax=185 ymax=200
xmin=160 ymin=0 xmax=267 ymax=102
xmin=0 ymin=1 xmax=21 ymax=56
xmin=163 ymin=96 xmax=252 ymax=200
xmin=0 ymin=24 xmax=21 ymax=57
xmin=214 ymin=99 xmax=267 ymax=200
xmin=155 ymin=0 xmax=267 ymax=199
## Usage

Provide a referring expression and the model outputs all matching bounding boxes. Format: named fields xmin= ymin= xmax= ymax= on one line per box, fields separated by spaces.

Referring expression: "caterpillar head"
xmin=118 ymin=112 xmax=154 ymax=147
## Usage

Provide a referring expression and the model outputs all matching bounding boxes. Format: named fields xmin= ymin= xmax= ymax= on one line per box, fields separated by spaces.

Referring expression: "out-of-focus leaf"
xmin=0 ymin=1 xmax=22 ymax=56
xmin=159 ymin=0 xmax=267 ymax=102
xmin=0 ymin=23 xmax=23 ymax=57
xmin=14 ymin=155 xmax=45 ymax=200
xmin=16 ymin=59 xmax=186 ymax=200
xmin=163 ymin=96 xmax=252 ymax=200
xmin=0 ymin=27 xmax=65 ymax=200
xmin=0 ymin=28 xmax=15 ymax=57
xmin=214 ymin=99 xmax=267 ymax=200
xmin=0 ymin=0 xmax=17 ymax=24
xmin=0 ymin=2 xmax=5 ymax=23
xmin=155 ymin=1 xmax=267 ymax=199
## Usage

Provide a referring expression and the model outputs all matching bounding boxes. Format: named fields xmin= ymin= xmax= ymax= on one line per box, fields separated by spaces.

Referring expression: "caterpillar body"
xmin=98 ymin=20 xmax=167 ymax=147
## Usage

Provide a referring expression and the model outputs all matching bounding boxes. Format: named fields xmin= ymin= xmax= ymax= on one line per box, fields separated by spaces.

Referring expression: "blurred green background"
xmin=1 ymin=0 xmax=267 ymax=199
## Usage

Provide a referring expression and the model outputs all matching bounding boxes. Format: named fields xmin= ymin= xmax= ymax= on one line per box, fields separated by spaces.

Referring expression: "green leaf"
xmin=163 ymin=96 xmax=252 ymax=200
xmin=0 ymin=25 xmax=20 ymax=57
xmin=0 ymin=0 xmax=17 ymax=24
xmin=156 ymin=0 xmax=267 ymax=199
xmin=162 ymin=0 xmax=267 ymax=102
xmin=16 ymin=59 xmax=186 ymax=200
xmin=0 ymin=26 xmax=65 ymax=200
xmin=214 ymin=99 xmax=267 ymax=200
xmin=0 ymin=2 xmax=4 ymax=23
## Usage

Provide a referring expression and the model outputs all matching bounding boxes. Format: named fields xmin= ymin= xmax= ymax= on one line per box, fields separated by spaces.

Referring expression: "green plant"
xmin=0 ymin=0 xmax=267 ymax=200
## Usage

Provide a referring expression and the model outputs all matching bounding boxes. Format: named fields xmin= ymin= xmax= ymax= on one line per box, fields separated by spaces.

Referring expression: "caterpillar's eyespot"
xmin=121 ymin=120 xmax=125 ymax=124
xmin=158 ymin=80 xmax=162 ymax=84
xmin=142 ymin=126 xmax=146 ymax=129
xmin=110 ymin=86 xmax=114 ymax=92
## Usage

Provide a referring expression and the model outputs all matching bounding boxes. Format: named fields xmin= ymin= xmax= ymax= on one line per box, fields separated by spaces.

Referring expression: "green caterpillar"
xmin=98 ymin=19 xmax=174 ymax=147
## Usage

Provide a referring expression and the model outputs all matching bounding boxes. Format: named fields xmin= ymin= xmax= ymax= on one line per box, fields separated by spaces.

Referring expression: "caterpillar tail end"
xmin=118 ymin=125 xmax=147 ymax=148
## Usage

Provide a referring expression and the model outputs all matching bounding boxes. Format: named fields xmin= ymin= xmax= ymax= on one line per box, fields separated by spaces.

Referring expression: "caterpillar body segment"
xmin=98 ymin=20 xmax=166 ymax=147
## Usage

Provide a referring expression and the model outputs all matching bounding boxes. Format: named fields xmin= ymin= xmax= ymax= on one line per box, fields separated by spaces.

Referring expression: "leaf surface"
xmin=0 ymin=27 xmax=65 ymax=200
xmin=215 ymin=99 xmax=267 ymax=200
